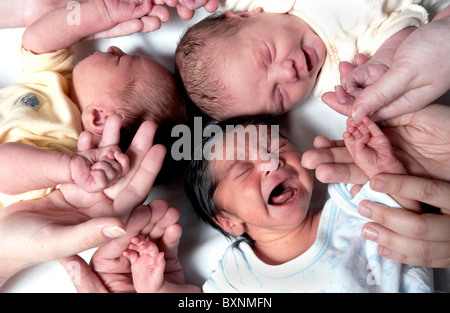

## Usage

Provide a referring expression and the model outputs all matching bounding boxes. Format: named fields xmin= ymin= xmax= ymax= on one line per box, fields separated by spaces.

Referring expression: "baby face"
xmin=219 ymin=12 xmax=326 ymax=118
xmin=210 ymin=124 xmax=314 ymax=238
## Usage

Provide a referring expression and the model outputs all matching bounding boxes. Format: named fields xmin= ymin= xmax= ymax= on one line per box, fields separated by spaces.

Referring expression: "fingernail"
xmin=358 ymin=204 xmax=371 ymax=218
xmin=363 ymin=226 xmax=378 ymax=239
xmin=102 ymin=226 xmax=127 ymax=238
xmin=370 ymin=177 xmax=386 ymax=191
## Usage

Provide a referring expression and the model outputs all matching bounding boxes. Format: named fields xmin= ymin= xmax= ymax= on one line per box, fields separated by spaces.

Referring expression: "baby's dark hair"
xmin=175 ymin=12 xmax=254 ymax=120
xmin=112 ymin=66 xmax=188 ymax=183
xmin=112 ymin=67 xmax=187 ymax=149
xmin=184 ymin=116 xmax=272 ymax=239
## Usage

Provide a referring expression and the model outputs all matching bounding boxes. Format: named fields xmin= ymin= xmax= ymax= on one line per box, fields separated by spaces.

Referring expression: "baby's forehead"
xmin=205 ymin=123 xmax=276 ymax=155
xmin=204 ymin=122 xmax=284 ymax=176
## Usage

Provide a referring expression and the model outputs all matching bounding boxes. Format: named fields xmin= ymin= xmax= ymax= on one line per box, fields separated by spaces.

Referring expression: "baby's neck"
xmin=252 ymin=210 xmax=322 ymax=265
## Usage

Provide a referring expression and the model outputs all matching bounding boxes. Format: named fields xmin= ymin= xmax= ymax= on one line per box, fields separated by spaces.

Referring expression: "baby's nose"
xmin=261 ymin=155 xmax=284 ymax=174
xmin=107 ymin=46 xmax=126 ymax=56
xmin=272 ymin=59 xmax=299 ymax=83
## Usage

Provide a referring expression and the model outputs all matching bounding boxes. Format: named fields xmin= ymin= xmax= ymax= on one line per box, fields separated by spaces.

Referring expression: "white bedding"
xmin=0 ymin=7 xmax=447 ymax=293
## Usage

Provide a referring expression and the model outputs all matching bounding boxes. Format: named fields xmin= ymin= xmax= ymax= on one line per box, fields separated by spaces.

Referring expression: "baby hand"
xmin=123 ymin=237 xmax=166 ymax=293
xmin=343 ymin=117 xmax=404 ymax=179
xmin=344 ymin=60 xmax=389 ymax=102
xmin=99 ymin=0 xmax=153 ymax=24
xmin=322 ymin=54 xmax=388 ymax=116
xmin=70 ymin=145 xmax=130 ymax=193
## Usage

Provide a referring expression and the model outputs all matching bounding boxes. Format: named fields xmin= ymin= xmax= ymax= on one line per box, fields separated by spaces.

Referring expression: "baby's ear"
xmin=215 ymin=212 xmax=245 ymax=237
xmin=225 ymin=7 xmax=263 ymax=19
xmin=81 ymin=103 xmax=117 ymax=136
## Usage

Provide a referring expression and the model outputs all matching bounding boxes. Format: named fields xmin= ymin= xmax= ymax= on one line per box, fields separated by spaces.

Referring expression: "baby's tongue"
xmin=270 ymin=187 xmax=295 ymax=205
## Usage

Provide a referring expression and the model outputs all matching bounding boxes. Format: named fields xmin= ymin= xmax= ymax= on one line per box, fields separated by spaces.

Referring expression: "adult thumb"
xmin=59 ymin=255 xmax=109 ymax=293
xmin=51 ymin=217 xmax=127 ymax=260
xmin=351 ymin=68 xmax=412 ymax=123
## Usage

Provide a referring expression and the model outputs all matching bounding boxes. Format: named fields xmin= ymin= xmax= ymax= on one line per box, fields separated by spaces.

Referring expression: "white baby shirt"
xmin=203 ymin=182 xmax=433 ymax=293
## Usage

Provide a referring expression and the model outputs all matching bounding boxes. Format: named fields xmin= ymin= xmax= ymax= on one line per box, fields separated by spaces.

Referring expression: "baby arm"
xmin=22 ymin=0 xmax=153 ymax=53
xmin=124 ymin=237 xmax=202 ymax=293
xmin=344 ymin=117 xmax=421 ymax=212
xmin=0 ymin=138 xmax=128 ymax=195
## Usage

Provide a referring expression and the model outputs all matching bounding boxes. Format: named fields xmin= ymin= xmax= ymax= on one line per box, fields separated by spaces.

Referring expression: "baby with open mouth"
xmin=121 ymin=117 xmax=432 ymax=293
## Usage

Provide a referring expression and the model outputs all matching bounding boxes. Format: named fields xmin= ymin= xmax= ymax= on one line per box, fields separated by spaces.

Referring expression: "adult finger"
xmin=321 ymin=92 xmax=352 ymax=117
xmin=361 ymin=220 xmax=450 ymax=268
xmin=312 ymin=136 xmax=346 ymax=149
xmin=104 ymin=121 xmax=159 ymax=200
xmin=204 ymin=0 xmax=220 ymax=13
xmin=113 ymin=144 xmax=166 ymax=218
xmin=359 ymin=200 xmax=450 ymax=241
xmin=98 ymin=114 xmax=122 ymax=147
xmin=89 ymin=20 xmax=144 ymax=40
xmin=148 ymin=4 xmax=171 ymax=23
xmin=350 ymin=66 xmax=415 ymax=123
xmin=140 ymin=16 xmax=162 ymax=33
xmin=376 ymin=248 xmax=450 ymax=268
xmin=157 ymin=0 xmax=177 ymax=7
xmin=77 ymin=131 xmax=95 ymax=152
xmin=301 ymin=146 xmax=354 ymax=170
xmin=158 ymin=223 xmax=182 ymax=260
xmin=370 ymin=174 xmax=450 ymax=211
xmin=177 ymin=4 xmax=195 ymax=20
xmin=49 ymin=217 xmax=126 ymax=259
xmin=144 ymin=200 xmax=181 ymax=241
xmin=92 ymin=205 xmax=153 ymax=260
xmin=59 ymin=255 xmax=109 ymax=293
xmin=315 ymin=163 xmax=368 ymax=185
xmin=302 ymin=145 xmax=368 ymax=184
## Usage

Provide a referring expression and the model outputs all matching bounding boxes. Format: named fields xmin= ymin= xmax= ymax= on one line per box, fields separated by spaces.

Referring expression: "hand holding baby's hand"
xmin=343 ymin=117 xmax=404 ymax=179
xmin=100 ymin=0 xmax=153 ymax=23
xmin=70 ymin=143 xmax=130 ymax=193
xmin=177 ymin=0 xmax=218 ymax=11
xmin=323 ymin=54 xmax=388 ymax=117
xmin=90 ymin=0 xmax=172 ymax=39
xmin=154 ymin=0 xmax=218 ymax=20
xmin=123 ymin=237 xmax=166 ymax=292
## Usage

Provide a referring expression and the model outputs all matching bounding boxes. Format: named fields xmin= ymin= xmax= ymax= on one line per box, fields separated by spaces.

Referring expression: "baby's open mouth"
xmin=268 ymin=179 xmax=298 ymax=205
xmin=302 ymin=47 xmax=315 ymax=72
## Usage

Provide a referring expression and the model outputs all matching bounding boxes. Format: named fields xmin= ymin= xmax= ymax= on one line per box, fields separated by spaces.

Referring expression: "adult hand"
xmin=0 ymin=116 xmax=166 ymax=287
xmin=60 ymin=115 xmax=166 ymax=220
xmin=59 ymin=199 xmax=182 ymax=293
xmin=301 ymin=134 xmax=368 ymax=185
xmin=380 ymin=103 xmax=450 ymax=182
xmin=17 ymin=0 xmax=171 ymax=37
xmin=302 ymin=104 xmax=450 ymax=184
xmin=358 ymin=173 xmax=450 ymax=268
xmin=350 ymin=8 xmax=450 ymax=123
xmin=87 ymin=1 xmax=172 ymax=40
xmin=302 ymin=104 xmax=450 ymax=267
xmin=155 ymin=0 xmax=219 ymax=20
